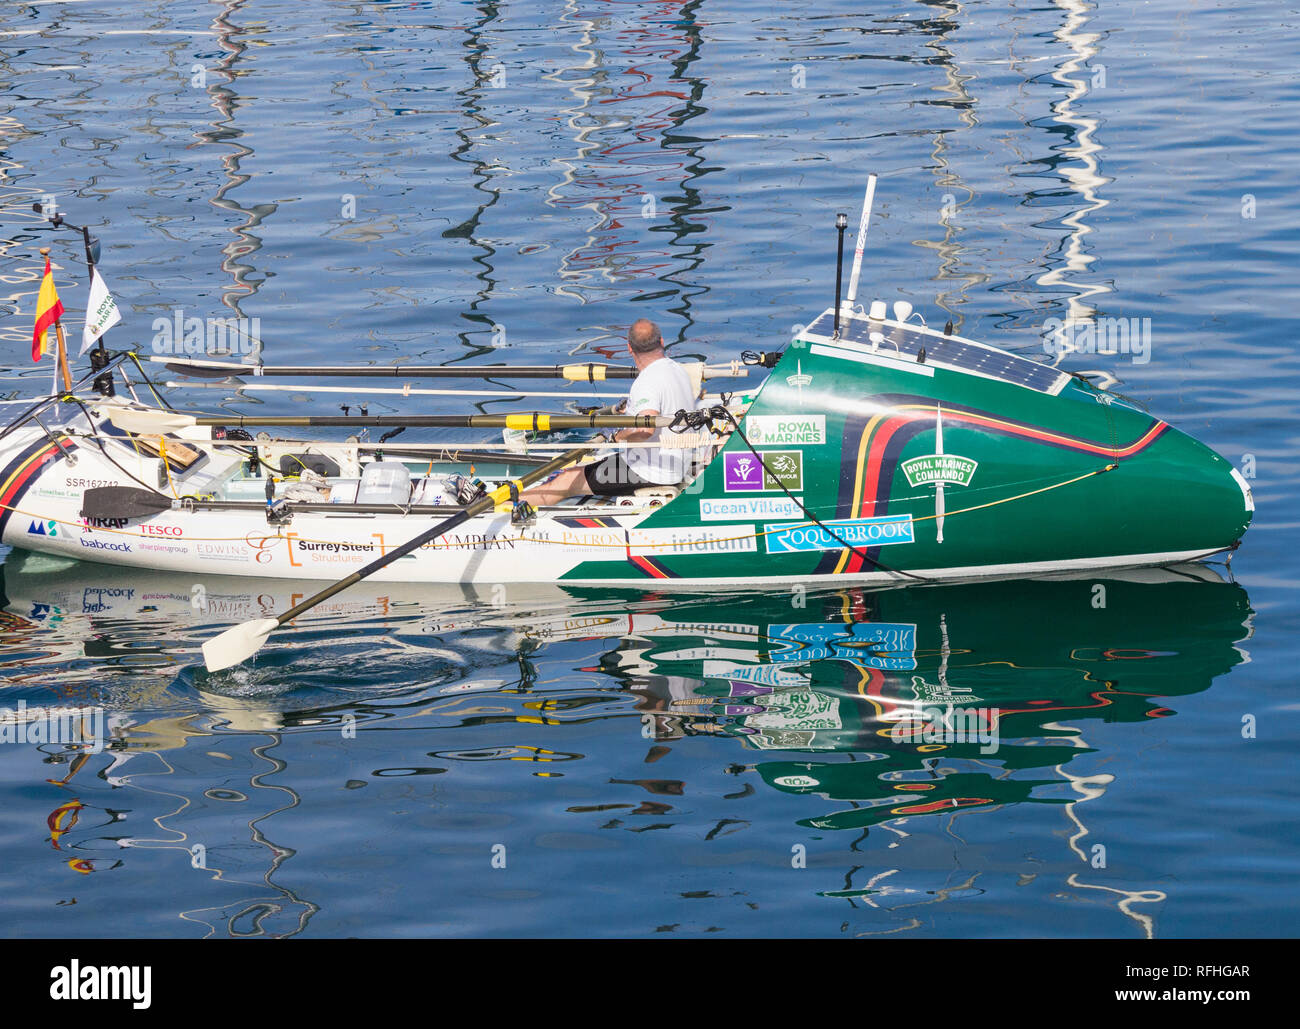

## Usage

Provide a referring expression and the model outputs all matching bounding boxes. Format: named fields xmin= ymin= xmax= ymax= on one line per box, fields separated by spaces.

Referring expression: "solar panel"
xmin=802 ymin=311 xmax=1063 ymax=394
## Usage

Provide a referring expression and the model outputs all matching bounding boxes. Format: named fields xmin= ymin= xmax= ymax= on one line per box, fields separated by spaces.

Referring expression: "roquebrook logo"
xmin=49 ymin=960 xmax=151 ymax=1008
xmin=764 ymin=514 xmax=915 ymax=553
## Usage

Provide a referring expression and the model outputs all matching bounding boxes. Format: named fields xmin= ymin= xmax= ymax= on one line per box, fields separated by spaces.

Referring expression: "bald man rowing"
xmin=524 ymin=318 xmax=696 ymax=505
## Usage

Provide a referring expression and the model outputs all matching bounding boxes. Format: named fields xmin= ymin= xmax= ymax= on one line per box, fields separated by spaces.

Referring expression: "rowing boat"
xmin=0 ymin=302 xmax=1252 ymax=588
xmin=2 ymin=181 xmax=1253 ymax=602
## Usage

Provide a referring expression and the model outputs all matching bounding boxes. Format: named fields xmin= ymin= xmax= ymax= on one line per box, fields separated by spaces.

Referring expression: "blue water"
xmin=0 ymin=0 xmax=1297 ymax=938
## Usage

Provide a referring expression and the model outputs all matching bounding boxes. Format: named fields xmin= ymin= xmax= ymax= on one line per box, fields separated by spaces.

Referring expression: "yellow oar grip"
xmin=504 ymin=414 xmax=551 ymax=431
xmin=488 ymin=477 xmax=528 ymax=512
xmin=562 ymin=364 xmax=605 ymax=381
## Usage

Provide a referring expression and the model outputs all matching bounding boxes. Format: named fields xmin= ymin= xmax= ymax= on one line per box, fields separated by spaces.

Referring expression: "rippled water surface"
xmin=0 ymin=0 xmax=1297 ymax=937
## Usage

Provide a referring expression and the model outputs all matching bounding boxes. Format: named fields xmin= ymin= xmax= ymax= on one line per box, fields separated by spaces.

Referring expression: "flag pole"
xmin=38 ymin=247 xmax=72 ymax=392
xmin=54 ymin=320 xmax=73 ymax=393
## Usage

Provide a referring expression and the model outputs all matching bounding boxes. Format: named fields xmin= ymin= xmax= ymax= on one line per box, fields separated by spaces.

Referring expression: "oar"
xmin=155 ymin=357 xmax=640 ymax=380
xmin=164 ymin=380 xmax=627 ymax=400
xmin=201 ymin=445 xmax=589 ymax=672
xmin=105 ymin=406 xmax=670 ymax=435
xmin=81 ymin=485 xmax=172 ymax=520
xmin=153 ymin=356 xmax=750 ymax=381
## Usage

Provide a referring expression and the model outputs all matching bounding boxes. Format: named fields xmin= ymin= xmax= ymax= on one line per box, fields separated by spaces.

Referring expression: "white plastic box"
xmin=355 ymin=461 xmax=411 ymax=505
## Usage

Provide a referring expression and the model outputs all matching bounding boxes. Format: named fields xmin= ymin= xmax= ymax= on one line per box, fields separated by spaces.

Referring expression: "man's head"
xmin=627 ymin=318 xmax=665 ymax=359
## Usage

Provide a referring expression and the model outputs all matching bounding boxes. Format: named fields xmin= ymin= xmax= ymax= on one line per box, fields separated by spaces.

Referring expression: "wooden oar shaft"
xmin=273 ymin=446 xmax=586 ymax=626
xmin=198 ymin=413 xmax=667 ymax=430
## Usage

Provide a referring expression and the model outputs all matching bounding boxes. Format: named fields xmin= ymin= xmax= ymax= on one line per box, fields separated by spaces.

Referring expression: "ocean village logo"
xmin=742 ymin=414 xmax=826 ymax=446
xmin=764 ymin=515 xmax=914 ymax=553
xmin=900 ymin=453 xmax=977 ymax=488
xmin=699 ymin=496 xmax=804 ymax=521
xmin=722 ymin=450 xmax=803 ymax=492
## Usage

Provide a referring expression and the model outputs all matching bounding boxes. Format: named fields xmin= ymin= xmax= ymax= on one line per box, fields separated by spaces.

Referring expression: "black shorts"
xmin=582 ymin=453 xmax=650 ymax=496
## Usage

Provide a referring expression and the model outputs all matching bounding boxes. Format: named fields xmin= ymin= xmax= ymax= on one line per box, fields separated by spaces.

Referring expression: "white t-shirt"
xmin=622 ymin=356 xmax=696 ymax=484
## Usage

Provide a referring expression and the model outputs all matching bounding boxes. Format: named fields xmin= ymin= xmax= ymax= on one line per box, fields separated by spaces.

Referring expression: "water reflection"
xmin=1035 ymin=0 xmax=1111 ymax=334
xmin=198 ymin=0 xmax=273 ymax=354
xmin=1 ymin=552 xmax=1251 ymax=936
xmin=543 ymin=0 xmax=714 ymax=341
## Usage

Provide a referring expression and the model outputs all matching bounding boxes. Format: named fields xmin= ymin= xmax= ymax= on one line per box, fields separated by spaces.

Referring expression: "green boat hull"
xmin=565 ymin=314 xmax=1253 ymax=583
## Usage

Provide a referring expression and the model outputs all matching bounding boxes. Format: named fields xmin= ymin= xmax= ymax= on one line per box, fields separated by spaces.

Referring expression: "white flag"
xmin=80 ymin=267 xmax=121 ymax=355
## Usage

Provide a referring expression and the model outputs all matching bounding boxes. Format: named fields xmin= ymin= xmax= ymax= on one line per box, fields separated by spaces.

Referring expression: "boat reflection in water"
xmin=0 ymin=551 xmax=1252 ymax=936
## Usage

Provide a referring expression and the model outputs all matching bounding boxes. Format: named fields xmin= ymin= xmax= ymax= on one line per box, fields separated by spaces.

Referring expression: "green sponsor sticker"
xmin=761 ymin=450 xmax=803 ymax=491
xmin=901 ymin=454 xmax=977 ymax=487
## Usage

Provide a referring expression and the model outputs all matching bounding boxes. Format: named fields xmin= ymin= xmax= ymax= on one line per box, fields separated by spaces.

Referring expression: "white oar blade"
xmin=105 ymin=406 xmax=197 ymax=434
xmin=202 ymin=617 xmax=279 ymax=672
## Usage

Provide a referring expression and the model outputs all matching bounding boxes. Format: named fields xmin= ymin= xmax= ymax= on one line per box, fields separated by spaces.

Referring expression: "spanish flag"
xmin=32 ymin=256 xmax=64 ymax=362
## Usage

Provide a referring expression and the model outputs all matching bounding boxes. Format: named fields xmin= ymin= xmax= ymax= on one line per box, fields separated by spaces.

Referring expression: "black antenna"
xmin=833 ymin=213 xmax=848 ymax=339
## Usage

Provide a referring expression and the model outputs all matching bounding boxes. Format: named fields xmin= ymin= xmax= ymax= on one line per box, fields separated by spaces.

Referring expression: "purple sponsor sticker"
xmin=723 ymin=451 xmax=763 ymax=491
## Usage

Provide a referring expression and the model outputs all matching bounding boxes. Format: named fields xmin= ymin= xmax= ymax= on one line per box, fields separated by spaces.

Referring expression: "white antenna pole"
xmin=843 ymin=174 xmax=877 ymax=316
